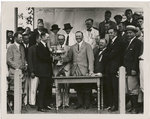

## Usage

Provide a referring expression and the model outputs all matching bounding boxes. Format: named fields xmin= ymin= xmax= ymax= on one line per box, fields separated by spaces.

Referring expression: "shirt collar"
xmin=38 ymin=30 xmax=42 ymax=34
xmin=41 ymin=40 xmax=46 ymax=47
xmin=23 ymin=43 xmax=29 ymax=47
xmin=78 ymin=40 xmax=83 ymax=47
xmin=129 ymin=36 xmax=136 ymax=44
xmin=122 ymin=32 xmax=125 ymax=36
xmin=111 ymin=36 xmax=117 ymax=43
xmin=99 ymin=47 xmax=106 ymax=55
xmin=14 ymin=42 xmax=20 ymax=49
xmin=104 ymin=20 xmax=110 ymax=23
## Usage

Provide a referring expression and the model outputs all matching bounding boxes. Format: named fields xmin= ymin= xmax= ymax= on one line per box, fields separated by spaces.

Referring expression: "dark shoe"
xmin=37 ymin=108 xmax=47 ymax=112
xmin=131 ymin=109 xmax=139 ymax=114
xmin=110 ymin=106 xmax=118 ymax=112
xmin=30 ymin=104 xmax=36 ymax=108
xmin=45 ymin=105 xmax=53 ymax=110
xmin=83 ymin=105 xmax=89 ymax=109
xmin=74 ymin=104 xmax=82 ymax=109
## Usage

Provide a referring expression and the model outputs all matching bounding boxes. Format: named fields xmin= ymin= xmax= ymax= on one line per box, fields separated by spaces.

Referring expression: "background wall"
xmin=34 ymin=8 xmax=143 ymax=34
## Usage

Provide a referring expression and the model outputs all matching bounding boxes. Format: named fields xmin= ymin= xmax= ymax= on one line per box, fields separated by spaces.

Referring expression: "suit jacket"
xmin=99 ymin=20 xmax=117 ymax=38
xmin=63 ymin=41 xmax=94 ymax=76
xmin=104 ymin=36 xmax=123 ymax=74
xmin=123 ymin=37 xmax=142 ymax=75
xmin=82 ymin=27 xmax=99 ymax=49
xmin=124 ymin=19 xmax=137 ymax=27
xmin=28 ymin=44 xmax=38 ymax=76
xmin=21 ymin=43 xmax=30 ymax=63
xmin=7 ymin=43 xmax=26 ymax=76
xmin=36 ymin=42 xmax=53 ymax=78
xmin=29 ymin=28 xmax=48 ymax=46
xmin=117 ymin=31 xmax=128 ymax=43
xmin=94 ymin=47 xmax=107 ymax=74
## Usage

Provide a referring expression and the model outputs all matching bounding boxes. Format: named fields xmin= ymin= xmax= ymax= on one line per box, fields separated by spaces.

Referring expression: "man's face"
xmin=25 ymin=27 xmax=31 ymax=34
xmin=37 ymin=23 xmax=44 ymax=31
xmin=118 ymin=23 xmax=125 ymax=32
xmin=23 ymin=35 xmax=29 ymax=44
xmin=126 ymin=11 xmax=133 ymax=20
xmin=15 ymin=34 xmax=23 ymax=44
xmin=126 ymin=30 xmax=135 ymax=40
xmin=58 ymin=36 xmax=65 ymax=45
xmin=8 ymin=32 xmax=13 ymax=38
xmin=105 ymin=13 xmax=111 ymax=21
xmin=99 ymin=39 xmax=106 ymax=49
xmin=115 ymin=18 xmax=122 ymax=24
xmin=36 ymin=36 xmax=41 ymax=44
xmin=95 ymin=36 xmax=101 ymax=45
xmin=108 ymin=29 xmax=116 ymax=40
xmin=42 ymin=33 xmax=50 ymax=43
xmin=52 ymin=30 xmax=59 ymax=35
xmin=137 ymin=19 xmax=143 ymax=27
xmin=65 ymin=29 xmax=71 ymax=34
xmin=75 ymin=32 xmax=83 ymax=43
xmin=85 ymin=20 xmax=93 ymax=29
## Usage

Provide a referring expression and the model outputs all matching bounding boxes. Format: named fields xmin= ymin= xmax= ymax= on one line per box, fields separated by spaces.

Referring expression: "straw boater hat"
xmin=50 ymin=24 xmax=60 ymax=31
xmin=63 ymin=23 xmax=73 ymax=30
xmin=124 ymin=25 xmax=138 ymax=33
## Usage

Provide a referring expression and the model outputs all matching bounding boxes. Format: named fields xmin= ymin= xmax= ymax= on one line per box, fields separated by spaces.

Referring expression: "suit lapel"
xmin=14 ymin=43 xmax=20 ymax=52
xmin=125 ymin=38 xmax=135 ymax=53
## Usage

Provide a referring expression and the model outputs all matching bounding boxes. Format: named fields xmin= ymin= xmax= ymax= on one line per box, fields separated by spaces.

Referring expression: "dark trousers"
xmin=105 ymin=72 xmax=119 ymax=108
xmin=75 ymin=83 xmax=91 ymax=106
xmin=38 ymin=77 xmax=52 ymax=109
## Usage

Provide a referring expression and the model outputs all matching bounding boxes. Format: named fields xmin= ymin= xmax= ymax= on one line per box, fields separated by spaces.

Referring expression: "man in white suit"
xmin=63 ymin=23 xmax=76 ymax=46
xmin=82 ymin=18 xmax=99 ymax=49
xmin=63 ymin=31 xmax=94 ymax=109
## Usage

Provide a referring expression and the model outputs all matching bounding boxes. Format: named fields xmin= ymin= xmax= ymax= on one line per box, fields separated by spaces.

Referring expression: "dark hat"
xmin=17 ymin=27 xmax=25 ymax=32
xmin=124 ymin=25 xmax=138 ymax=33
xmin=38 ymin=19 xmax=43 ymax=23
xmin=63 ymin=23 xmax=73 ymax=30
xmin=114 ymin=15 xmax=123 ymax=19
xmin=7 ymin=30 xmax=13 ymax=34
xmin=50 ymin=24 xmax=60 ymax=31
xmin=136 ymin=15 xmax=143 ymax=21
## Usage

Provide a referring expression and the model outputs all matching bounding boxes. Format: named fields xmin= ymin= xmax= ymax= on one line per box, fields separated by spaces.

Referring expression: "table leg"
xmin=63 ymin=84 xmax=65 ymax=110
xmin=101 ymin=79 xmax=104 ymax=110
xmin=55 ymin=81 xmax=58 ymax=113
xmin=97 ymin=78 xmax=100 ymax=113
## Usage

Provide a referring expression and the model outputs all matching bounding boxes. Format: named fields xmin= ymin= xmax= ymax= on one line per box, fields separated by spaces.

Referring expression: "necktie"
xmin=61 ymin=45 xmax=62 ymax=48
xmin=78 ymin=43 xmax=80 ymax=51
xmin=66 ymin=35 xmax=69 ymax=45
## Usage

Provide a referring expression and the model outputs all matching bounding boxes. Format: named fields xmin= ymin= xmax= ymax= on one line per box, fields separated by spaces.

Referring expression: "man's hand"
xmin=89 ymin=71 xmax=94 ymax=76
xmin=31 ymin=72 xmax=35 ymax=79
xmin=96 ymin=73 xmax=103 ymax=77
xmin=131 ymin=70 xmax=136 ymax=76
xmin=19 ymin=65 xmax=24 ymax=70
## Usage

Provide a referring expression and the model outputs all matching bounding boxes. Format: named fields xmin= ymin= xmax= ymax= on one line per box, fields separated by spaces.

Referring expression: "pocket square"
xmin=130 ymin=48 xmax=132 ymax=50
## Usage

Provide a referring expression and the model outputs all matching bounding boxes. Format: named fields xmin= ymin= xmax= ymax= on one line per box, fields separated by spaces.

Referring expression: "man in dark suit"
xmin=124 ymin=9 xmax=137 ymax=27
xmin=123 ymin=25 xmax=142 ymax=114
xmin=104 ymin=27 xmax=123 ymax=111
xmin=28 ymin=34 xmax=41 ymax=108
xmin=99 ymin=10 xmax=117 ymax=39
xmin=29 ymin=19 xmax=48 ymax=46
xmin=118 ymin=22 xmax=128 ymax=43
xmin=36 ymin=32 xmax=53 ymax=112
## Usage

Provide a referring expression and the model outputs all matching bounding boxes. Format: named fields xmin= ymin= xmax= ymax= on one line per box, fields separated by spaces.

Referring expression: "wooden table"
xmin=53 ymin=76 xmax=103 ymax=113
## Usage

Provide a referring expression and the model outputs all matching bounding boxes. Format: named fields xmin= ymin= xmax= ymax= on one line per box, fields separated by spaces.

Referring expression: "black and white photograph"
xmin=1 ymin=1 xmax=150 ymax=119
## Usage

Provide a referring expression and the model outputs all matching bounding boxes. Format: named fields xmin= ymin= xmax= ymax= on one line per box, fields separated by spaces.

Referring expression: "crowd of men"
xmin=6 ymin=9 xmax=144 ymax=114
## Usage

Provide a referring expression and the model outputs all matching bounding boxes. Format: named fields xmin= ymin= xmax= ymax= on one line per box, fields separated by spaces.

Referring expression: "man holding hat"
xmin=47 ymin=24 xmax=60 ymax=49
xmin=124 ymin=25 xmax=142 ymax=114
xmin=63 ymin=23 xmax=76 ymax=46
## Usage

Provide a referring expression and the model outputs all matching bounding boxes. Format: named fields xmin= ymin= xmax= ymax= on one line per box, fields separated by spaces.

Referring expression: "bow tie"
xmin=87 ymin=29 xmax=92 ymax=32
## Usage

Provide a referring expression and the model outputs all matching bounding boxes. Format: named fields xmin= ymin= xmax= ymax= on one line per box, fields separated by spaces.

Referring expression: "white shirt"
xmin=111 ymin=36 xmax=117 ymax=44
xmin=122 ymin=32 xmax=125 ymax=36
xmin=14 ymin=42 xmax=20 ymax=50
xmin=41 ymin=40 xmax=46 ymax=47
xmin=23 ymin=43 xmax=29 ymax=48
xmin=64 ymin=31 xmax=76 ymax=46
xmin=82 ymin=27 xmax=99 ymax=49
xmin=38 ymin=30 xmax=42 ymax=35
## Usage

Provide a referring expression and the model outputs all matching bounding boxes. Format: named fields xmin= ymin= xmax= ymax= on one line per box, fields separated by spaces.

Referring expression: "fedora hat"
xmin=50 ymin=24 xmax=60 ymax=31
xmin=124 ymin=25 xmax=138 ymax=33
xmin=63 ymin=23 xmax=73 ymax=30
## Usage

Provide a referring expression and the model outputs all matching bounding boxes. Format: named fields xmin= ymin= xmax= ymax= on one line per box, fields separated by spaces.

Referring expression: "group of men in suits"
xmin=6 ymin=8 xmax=143 ymax=114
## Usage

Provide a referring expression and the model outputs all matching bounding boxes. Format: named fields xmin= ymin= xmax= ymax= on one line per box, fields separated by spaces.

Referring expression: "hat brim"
xmin=63 ymin=27 xmax=73 ymax=30
xmin=50 ymin=28 xmax=61 ymax=31
xmin=124 ymin=28 xmax=138 ymax=33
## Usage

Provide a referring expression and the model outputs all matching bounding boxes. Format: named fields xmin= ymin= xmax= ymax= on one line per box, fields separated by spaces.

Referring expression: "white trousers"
xmin=29 ymin=76 xmax=39 ymax=105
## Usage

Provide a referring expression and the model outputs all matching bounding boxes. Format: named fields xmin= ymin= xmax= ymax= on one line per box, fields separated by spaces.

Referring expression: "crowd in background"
xmin=6 ymin=9 xmax=144 ymax=114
